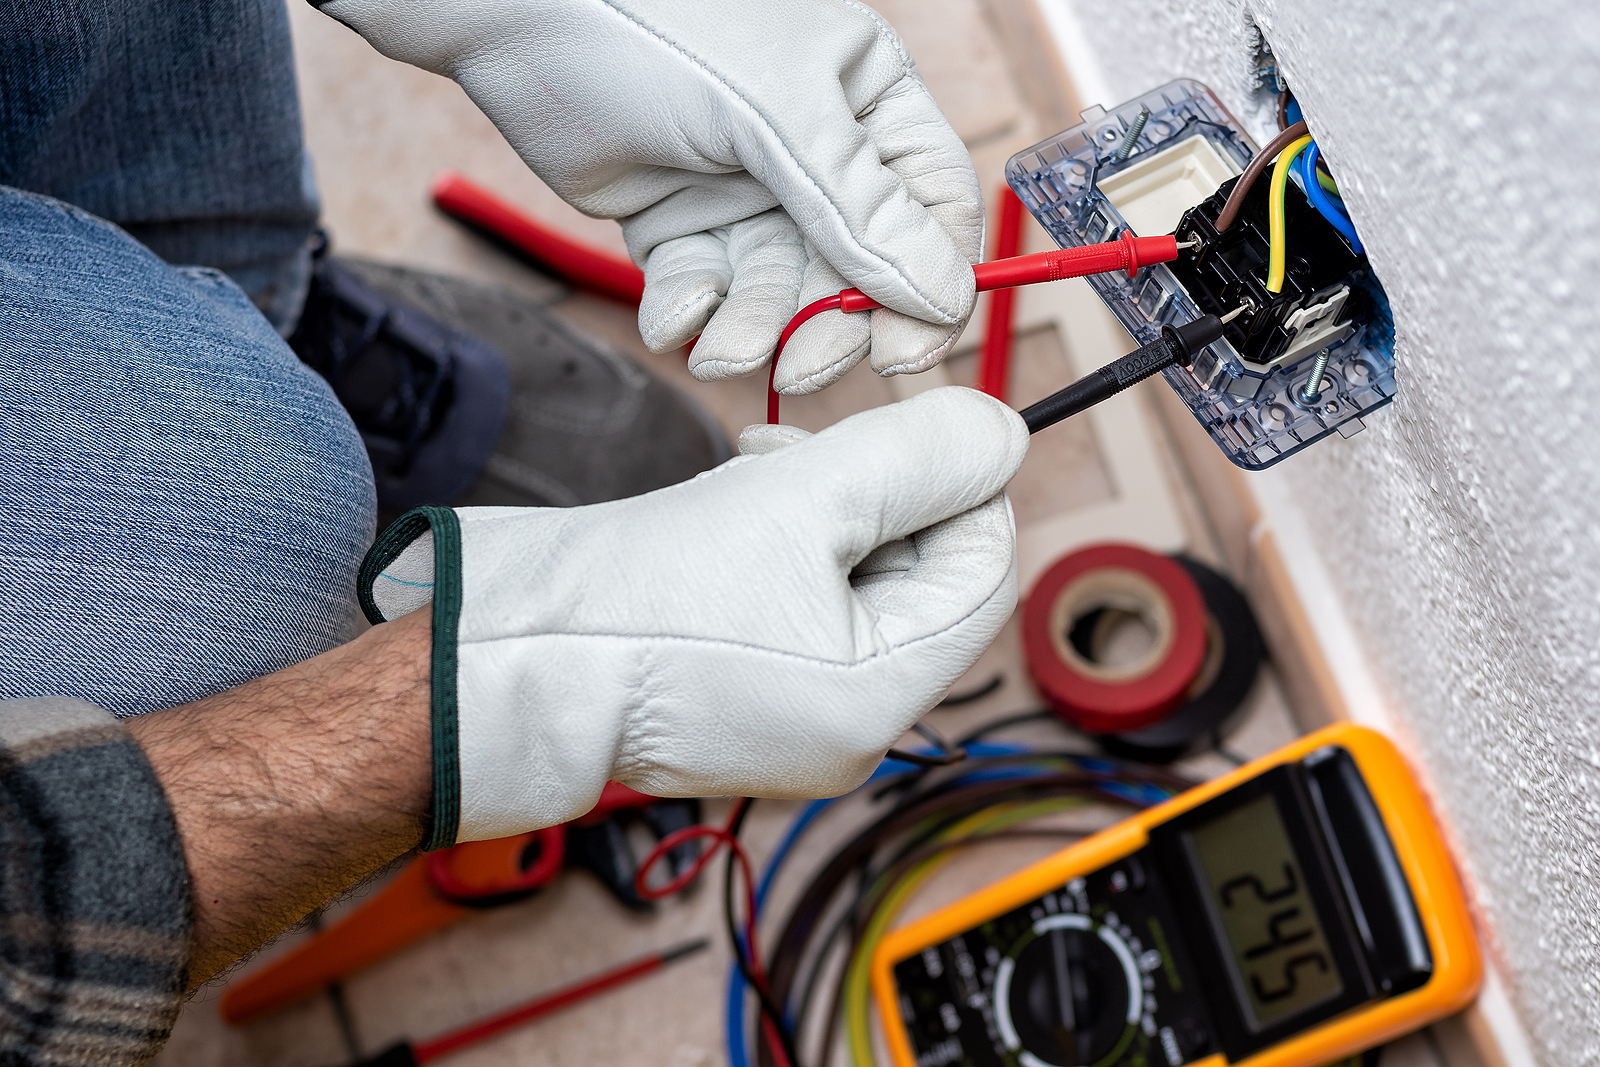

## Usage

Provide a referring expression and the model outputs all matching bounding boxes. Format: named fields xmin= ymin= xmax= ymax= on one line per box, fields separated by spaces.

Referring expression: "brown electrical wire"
xmin=1276 ymin=89 xmax=1291 ymax=131
xmin=1214 ymin=119 xmax=1307 ymax=233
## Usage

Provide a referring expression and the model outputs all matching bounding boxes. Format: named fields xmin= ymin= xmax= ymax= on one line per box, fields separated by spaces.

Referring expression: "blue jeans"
xmin=0 ymin=0 xmax=320 ymax=333
xmin=0 ymin=1 xmax=375 ymax=716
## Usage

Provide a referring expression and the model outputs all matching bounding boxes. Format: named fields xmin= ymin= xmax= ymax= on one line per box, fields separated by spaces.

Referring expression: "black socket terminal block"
xmin=1171 ymin=173 xmax=1370 ymax=368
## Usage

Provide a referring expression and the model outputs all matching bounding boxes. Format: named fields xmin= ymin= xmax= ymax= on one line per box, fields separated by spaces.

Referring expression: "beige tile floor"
xmin=152 ymin=4 xmax=1312 ymax=1065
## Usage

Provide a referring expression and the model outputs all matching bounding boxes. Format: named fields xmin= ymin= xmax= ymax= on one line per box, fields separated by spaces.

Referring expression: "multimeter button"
xmin=1107 ymin=856 xmax=1147 ymax=893
xmin=1175 ymin=1019 xmax=1211 ymax=1056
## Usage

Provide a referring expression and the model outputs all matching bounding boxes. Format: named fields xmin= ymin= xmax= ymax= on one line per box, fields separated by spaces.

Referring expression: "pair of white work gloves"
xmin=331 ymin=0 xmax=1031 ymax=847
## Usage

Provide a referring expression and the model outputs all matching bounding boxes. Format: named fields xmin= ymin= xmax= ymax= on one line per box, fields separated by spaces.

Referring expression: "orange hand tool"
xmin=221 ymin=784 xmax=692 ymax=1025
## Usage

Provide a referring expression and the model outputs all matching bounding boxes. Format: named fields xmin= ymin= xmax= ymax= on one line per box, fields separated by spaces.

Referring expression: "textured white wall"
xmin=1052 ymin=2 xmax=1600 ymax=1063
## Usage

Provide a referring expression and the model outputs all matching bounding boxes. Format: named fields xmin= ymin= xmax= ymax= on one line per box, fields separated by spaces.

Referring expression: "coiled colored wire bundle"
xmin=712 ymin=730 xmax=1193 ymax=1067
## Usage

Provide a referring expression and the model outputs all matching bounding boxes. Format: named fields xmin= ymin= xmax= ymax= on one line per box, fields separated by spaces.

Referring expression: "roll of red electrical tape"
xmin=1022 ymin=544 xmax=1208 ymax=733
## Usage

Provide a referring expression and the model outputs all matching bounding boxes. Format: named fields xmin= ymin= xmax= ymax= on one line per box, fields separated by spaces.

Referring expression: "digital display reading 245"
xmin=1185 ymin=793 xmax=1343 ymax=1030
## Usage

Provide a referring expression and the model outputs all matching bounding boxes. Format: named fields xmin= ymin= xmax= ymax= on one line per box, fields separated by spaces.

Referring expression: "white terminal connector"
xmin=1271 ymin=285 xmax=1355 ymax=369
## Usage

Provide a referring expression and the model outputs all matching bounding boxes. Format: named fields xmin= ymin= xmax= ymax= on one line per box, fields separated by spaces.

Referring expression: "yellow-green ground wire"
xmin=1267 ymin=133 xmax=1315 ymax=293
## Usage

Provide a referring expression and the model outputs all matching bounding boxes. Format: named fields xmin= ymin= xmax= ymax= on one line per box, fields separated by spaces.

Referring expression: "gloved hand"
xmin=319 ymin=0 xmax=984 ymax=395
xmin=359 ymin=388 xmax=1026 ymax=846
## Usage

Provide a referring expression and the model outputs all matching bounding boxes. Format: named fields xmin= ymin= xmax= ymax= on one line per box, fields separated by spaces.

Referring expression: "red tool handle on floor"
xmin=431 ymin=172 xmax=645 ymax=304
xmin=976 ymin=186 xmax=1026 ymax=400
xmin=350 ymin=939 xmax=710 ymax=1066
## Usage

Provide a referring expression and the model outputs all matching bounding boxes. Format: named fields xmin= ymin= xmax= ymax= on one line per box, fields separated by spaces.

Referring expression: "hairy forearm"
xmin=127 ymin=609 xmax=433 ymax=987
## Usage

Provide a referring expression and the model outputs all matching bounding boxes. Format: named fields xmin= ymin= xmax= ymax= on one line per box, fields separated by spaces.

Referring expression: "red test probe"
xmin=431 ymin=172 xmax=1175 ymax=319
xmin=767 ymin=230 xmax=1182 ymax=422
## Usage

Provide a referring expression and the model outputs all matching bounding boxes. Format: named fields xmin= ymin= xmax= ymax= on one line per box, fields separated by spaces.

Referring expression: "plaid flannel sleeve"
xmin=0 ymin=698 xmax=191 ymax=1065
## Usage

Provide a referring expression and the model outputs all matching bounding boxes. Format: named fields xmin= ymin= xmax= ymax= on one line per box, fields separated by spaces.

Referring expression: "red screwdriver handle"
xmin=836 ymin=231 xmax=1178 ymax=313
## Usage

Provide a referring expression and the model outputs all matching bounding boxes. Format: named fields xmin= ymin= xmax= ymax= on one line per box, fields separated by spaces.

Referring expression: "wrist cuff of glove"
xmin=357 ymin=506 xmax=463 ymax=851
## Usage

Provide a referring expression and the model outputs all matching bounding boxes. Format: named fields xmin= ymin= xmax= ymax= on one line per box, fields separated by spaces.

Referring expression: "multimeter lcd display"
xmin=1185 ymin=793 xmax=1342 ymax=1030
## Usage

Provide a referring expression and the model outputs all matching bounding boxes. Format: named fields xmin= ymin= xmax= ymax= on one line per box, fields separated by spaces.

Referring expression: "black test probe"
xmin=1019 ymin=315 xmax=1228 ymax=433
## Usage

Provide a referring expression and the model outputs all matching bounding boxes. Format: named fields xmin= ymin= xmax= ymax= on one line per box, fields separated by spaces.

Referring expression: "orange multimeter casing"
xmin=871 ymin=724 xmax=1480 ymax=1067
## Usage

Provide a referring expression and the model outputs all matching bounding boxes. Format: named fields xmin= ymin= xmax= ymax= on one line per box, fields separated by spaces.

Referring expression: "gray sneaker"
xmin=319 ymin=257 xmax=733 ymax=522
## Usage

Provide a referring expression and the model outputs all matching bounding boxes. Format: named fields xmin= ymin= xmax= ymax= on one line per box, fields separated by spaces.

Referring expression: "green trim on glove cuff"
xmin=356 ymin=507 xmax=464 ymax=851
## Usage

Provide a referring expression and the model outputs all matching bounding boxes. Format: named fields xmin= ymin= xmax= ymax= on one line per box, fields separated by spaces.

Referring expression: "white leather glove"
xmin=318 ymin=0 xmax=984 ymax=395
xmin=358 ymin=388 xmax=1026 ymax=847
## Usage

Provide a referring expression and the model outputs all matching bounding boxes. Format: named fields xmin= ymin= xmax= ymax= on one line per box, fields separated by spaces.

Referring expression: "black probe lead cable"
xmin=1020 ymin=313 xmax=1229 ymax=434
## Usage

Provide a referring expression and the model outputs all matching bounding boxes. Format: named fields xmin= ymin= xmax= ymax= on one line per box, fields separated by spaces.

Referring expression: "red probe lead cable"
xmin=767 ymin=295 xmax=844 ymax=423
xmin=767 ymin=230 xmax=1180 ymax=423
xmin=632 ymin=799 xmax=795 ymax=1067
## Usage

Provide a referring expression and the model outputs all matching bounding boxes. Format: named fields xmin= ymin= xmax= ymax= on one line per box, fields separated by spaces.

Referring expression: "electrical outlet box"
xmin=1005 ymin=79 xmax=1395 ymax=470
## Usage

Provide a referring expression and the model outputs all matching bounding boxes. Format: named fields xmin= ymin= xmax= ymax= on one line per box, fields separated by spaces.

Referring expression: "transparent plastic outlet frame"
xmin=1005 ymin=79 xmax=1397 ymax=470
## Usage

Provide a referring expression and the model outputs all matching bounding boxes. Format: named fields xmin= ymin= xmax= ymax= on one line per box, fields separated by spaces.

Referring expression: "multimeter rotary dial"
xmin=995 ymin=914 xmax=1142 ymax=1067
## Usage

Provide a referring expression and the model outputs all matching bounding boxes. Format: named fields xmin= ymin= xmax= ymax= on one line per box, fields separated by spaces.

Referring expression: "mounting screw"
xmin=1299 ymin=348 xmax=1331 ymax=403
xmin=1113 ymin=105 xmax=1151 ymax=163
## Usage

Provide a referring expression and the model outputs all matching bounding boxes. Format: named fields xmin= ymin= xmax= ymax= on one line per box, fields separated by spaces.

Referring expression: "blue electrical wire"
xmin=722 ymin=745 xmax=1177 ymax=1067
xmin=1299 ymin=140 xmax=1350 ymax=221
xmin=1299 ymin=141 xmax=1364 ymax=253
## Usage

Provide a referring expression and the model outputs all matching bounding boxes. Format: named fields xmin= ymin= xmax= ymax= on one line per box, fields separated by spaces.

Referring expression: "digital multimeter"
xmin=870 ymin=725 xmax=1480 ymax=1067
